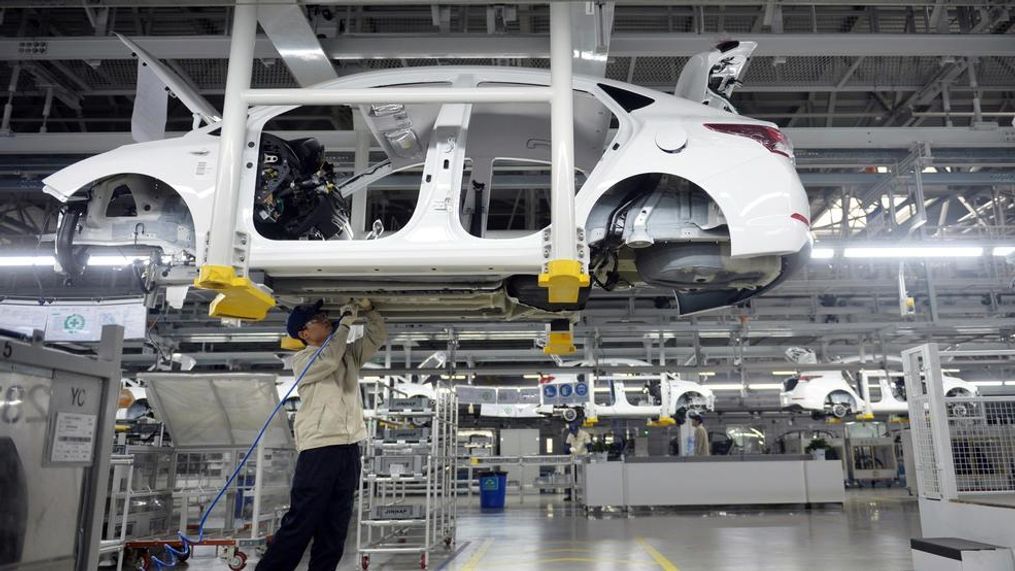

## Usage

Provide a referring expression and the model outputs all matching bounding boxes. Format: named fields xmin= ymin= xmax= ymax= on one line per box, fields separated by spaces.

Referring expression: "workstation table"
xmin=579 ymin=455 xmax=845 ymax=509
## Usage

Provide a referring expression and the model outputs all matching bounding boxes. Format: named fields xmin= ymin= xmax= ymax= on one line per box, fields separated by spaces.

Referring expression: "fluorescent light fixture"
xmin=748 ymin=383 xmax=784 ymax=390
xmin=697 ymin=372 xmax=716 ymax=377
xmin=522 ymin=374 xmax=543 ymax=379
xmin=0 ymin=254 xmax=152 ymax=267
xmin=0 ymin=256 xmax=56 ymax=266
xmin=843 ymin=246 xmax=983 ymax=258
xmin=771 ymin=371 xmax=798 ymax=376
xmin=941 ymin=368 xmax=961 ymax=373
xmin=972 ymin=381 xmax=1003 ymax=387
xmin=439 ymin=374 xmax=467 ymax=380
xmin=87 ymin=254 xmax=149 ymax=266
xmin=705 ymin=384 xmax=743 ymax=391
xmin=811 ymin=248 xmax=835 ymax=259
xmin=993 ymin=247 xmax=1015 ymax=256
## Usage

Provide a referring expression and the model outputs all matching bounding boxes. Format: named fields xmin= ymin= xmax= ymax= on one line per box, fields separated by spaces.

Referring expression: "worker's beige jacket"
xmin=291 ymin=310 xmax=386 ymax=452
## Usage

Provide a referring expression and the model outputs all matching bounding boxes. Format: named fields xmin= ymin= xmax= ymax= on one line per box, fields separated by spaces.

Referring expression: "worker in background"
xmin=564 ymin=420 xmax=591 ymax=501
xmin=256 ymin=299 xmax=386 ymax=571
xmin=565 ymin=420 xmax=592 ymax=458
xmin=668 ymin=410 xmax=687 ymax=456
xmin=688 ymin=411 xmax=711 ymax=457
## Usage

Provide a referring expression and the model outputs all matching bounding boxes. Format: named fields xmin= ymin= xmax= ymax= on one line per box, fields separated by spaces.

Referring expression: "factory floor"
xmin=180 ymin=488 xmax=920 ymax=570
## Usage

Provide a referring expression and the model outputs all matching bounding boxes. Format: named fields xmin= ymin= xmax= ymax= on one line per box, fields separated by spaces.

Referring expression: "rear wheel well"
xmin=585 ymin=172 xmax=725 ymax=248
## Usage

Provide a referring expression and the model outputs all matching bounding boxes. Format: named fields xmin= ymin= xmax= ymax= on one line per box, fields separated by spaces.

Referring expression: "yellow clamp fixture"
xmin=543 ymin=319 xmax=576 ymax=355
xmin=582 ymin=417 xmax=599 ymax=427
xmin=193 ymin=265 xmax=276 ymax=320
xmin=280 ymin=336 xmax=306 ymax=351
xmin=647 ymin=416 xmax=676 ymax=427
xmin=854 ymin=412 xmax=875 ymax=421
xmin=538 ymin=259 xmax=590 ymax=304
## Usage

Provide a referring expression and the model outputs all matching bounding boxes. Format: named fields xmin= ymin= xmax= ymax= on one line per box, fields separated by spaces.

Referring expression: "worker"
xmin=564 ymin=420 xmax=591 ymax=501
xmin=668 ymin=410 xmax=687 ymax=456
xmin=565 ymin=421 xmax=592 ymax=458
xmin=255 ymin=298 xmax=386 ymax=571
xmin=688 ymin=411 xmax=711 ymax=456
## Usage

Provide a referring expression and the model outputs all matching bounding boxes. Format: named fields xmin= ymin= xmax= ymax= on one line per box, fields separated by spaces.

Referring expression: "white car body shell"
xmin=779 ymin=369 xmax=978 ymax=416
xmin=536 ymin=358 xmax=715 ymax=419
xmin=41 ymin=64 xmax=810 ymax=316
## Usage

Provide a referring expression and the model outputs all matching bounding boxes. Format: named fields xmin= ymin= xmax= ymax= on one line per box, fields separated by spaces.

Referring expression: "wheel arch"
xmin=55 ymin=172 xmax=201 ymax=268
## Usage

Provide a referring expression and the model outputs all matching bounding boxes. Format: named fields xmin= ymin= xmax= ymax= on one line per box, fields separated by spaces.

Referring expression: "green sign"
xmin=63 ymin=313 xmax=86 ymax=333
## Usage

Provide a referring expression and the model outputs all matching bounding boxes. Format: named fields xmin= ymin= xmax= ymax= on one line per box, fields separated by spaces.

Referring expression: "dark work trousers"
xmin=256 ymin=443 xmax=361 ymax=571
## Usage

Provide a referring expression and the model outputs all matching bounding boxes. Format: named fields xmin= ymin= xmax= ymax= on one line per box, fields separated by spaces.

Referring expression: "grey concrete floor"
xmin=177 ymin=488 xmax=920 ymax=571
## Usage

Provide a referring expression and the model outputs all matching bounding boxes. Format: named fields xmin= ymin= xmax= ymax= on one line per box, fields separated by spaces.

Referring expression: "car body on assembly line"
xmin=780 ymin=369 xmax=979 ymax=418
xmin=537 ymin=358 xmax=716 ymax=422
xmin=42 ymin=39 xmax=810 ymax=320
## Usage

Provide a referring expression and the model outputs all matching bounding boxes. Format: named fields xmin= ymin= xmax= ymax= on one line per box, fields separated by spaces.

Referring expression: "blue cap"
xmin=286 ymin=300 xmax=324 ymax=339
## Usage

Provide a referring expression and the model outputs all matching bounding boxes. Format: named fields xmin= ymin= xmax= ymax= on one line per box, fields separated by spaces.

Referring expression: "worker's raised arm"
xmin=293 ymin=319 xmax=352 ymax=386
xmin=349 ymin=308 xmax=387 ymax=366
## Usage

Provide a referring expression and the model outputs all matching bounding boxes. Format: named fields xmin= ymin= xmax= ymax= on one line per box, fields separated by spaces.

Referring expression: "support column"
xmin=193 ymin=2 xmax=275 ymax=320
xmin=205 ymin=2 xmax=255 ymax=268
xmin=351 ymin=112 xmax=370 ymax=235
xmin=539 ymin=1 xmax=589 ymax=307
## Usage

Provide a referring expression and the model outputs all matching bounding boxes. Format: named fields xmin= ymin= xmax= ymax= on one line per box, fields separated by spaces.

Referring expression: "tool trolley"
xmin=119 ymin=373 xmax=296 ymax=570
xmin=356 ymin=386 xmax=459 ymax=570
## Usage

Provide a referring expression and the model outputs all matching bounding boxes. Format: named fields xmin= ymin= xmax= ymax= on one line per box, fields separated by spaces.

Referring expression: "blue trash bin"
xmin=478 ymin=471 xmax=507 ymax=509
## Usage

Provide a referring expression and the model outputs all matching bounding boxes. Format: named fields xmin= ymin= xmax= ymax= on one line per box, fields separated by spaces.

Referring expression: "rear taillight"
xmin=704 ymin=123 xmax=794 ymax=158
xmin=798 ymin=375 xmax=817 ymax=382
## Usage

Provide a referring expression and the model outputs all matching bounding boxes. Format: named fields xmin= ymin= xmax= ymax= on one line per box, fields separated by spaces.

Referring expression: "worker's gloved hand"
xmin=356 ymin=298 xmax=374 ymax=311
xmin=337 ymin=303 xmax=358 ymax=325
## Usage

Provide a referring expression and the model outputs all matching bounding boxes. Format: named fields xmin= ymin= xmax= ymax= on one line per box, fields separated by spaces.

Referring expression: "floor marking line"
xmin=433 ymin=540 xmax=471 ymax=570
xmin=475 ymin=557 xmax=659 ymax=568
xmin=461 ymin=538 xmax=494 ymax=571
xmin=636 ymin=537 xmax=680 ymax=571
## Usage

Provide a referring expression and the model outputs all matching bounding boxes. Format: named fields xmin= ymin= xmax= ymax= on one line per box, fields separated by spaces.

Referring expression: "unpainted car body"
xmin=41 ymin=40 xmax=810 ymax=320
xmin=536 ymin=358 xmax=716 ymax=421
xmin=779 ymin=369 xmax=978 ymax=418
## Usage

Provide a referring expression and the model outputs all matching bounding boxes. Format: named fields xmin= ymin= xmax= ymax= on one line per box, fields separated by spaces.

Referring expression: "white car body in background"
xmin=537 ymin=358 xmax=715 ymax=421
xmin=779 ymin=369 xmax=978 ymax=418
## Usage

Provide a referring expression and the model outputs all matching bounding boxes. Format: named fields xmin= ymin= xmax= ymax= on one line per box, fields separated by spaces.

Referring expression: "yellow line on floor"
xmin=636 ymin=537 xmax=680 ymax=571
xmin=460 ymin=538 xmax=494 ymax=571
xmin=477 ymin=557 xmax=658 ymax=568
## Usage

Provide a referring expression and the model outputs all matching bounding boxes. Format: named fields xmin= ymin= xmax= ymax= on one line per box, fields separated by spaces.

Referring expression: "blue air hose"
xmin=149 ymin=326 xmax=340 ymax=570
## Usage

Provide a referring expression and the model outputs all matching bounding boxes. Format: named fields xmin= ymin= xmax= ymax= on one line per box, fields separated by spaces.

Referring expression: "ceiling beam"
xmin=4 ymin=33 xmax=1015 ymax=62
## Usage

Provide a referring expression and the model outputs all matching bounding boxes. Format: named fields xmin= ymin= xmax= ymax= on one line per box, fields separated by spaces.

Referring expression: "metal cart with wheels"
xmin=356 ymin=384 xmax=458 ymax=569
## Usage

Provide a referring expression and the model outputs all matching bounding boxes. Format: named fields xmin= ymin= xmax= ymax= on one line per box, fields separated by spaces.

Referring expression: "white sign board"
xmin=0 ymin=303 xmax=49 ymax=336
xmin=50 ymin=412 xmax=97 ymax=463
xmin=0 ymin=301 xmax=147 ymax=341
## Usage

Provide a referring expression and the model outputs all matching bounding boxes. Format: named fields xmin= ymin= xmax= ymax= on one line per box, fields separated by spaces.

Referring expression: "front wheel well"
xmin=57 ymin=173 xmax=197 ymax=275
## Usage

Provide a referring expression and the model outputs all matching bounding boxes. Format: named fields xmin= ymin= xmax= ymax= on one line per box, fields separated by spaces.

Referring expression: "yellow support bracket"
xmin=855 ymin=412 xmax=875 ymax=421
xmin=280 ymin=336 xmax=306 ymax=351
xmin=544 ymin=331 xmax=576 ymax=355
xmin=825 ymin=417 xmax=843 ymax=425
xmin=582 ymin=417 xmax=598 ymax=427
xmin=647 ymin=416 xmax=676 ymax=427
xmin=538 ymin=259 xmax=590 ymax=304
xmin=193 ymin=265 xmax=276 ymax=320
